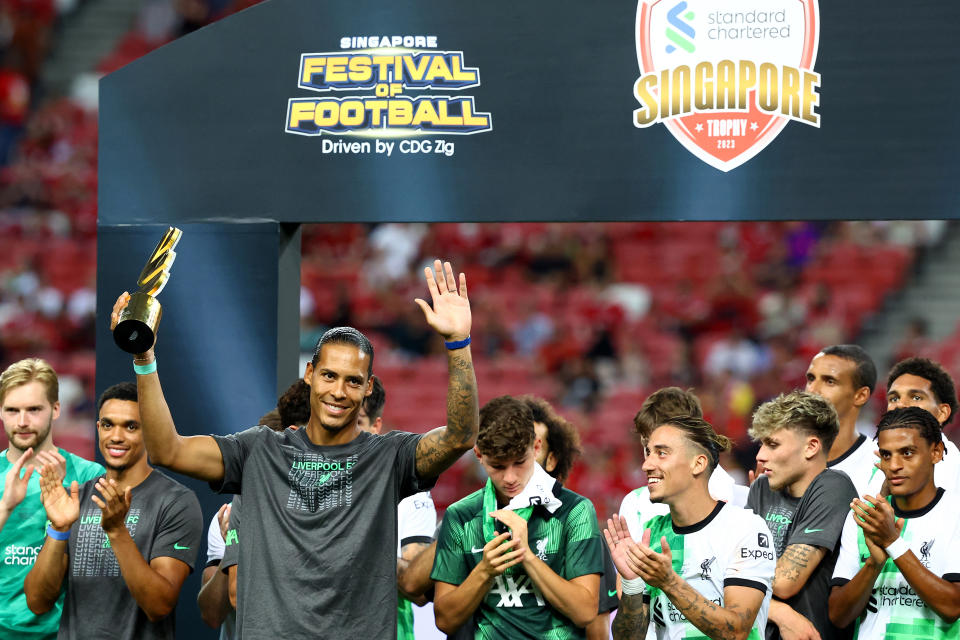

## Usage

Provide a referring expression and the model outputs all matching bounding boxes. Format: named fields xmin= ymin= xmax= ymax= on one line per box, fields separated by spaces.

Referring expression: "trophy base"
xmin=113 ymin=293 xmax=162 ymax=354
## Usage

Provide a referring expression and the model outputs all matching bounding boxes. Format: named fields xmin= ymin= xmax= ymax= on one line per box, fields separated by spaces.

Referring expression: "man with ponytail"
xmin=746 ymin=391 xmax=858 ymax=640
xmin=606 ymin=415 xmax=774 ymax=640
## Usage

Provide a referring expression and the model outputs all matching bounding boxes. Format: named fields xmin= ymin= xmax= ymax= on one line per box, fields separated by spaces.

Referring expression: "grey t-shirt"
xmin=211 ymin=426 xmax=434 ymax=638
xmin=747 ymin=469 xmax=857 ymax=640
xmin=58 ymin=470 xmax=202 ymax=640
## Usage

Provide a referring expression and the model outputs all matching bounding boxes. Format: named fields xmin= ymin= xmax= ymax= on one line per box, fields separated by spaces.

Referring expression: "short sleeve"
xmin=150 ymin=486 xmax=204 ymax=571
xmin=830 ymin=513 xmax=862 ymax=587
xmin=598 ymin=541 xmax=619 ymax=613
xmin=220 ymin=496 xmax=241 ymax=572
xmin=430 ymin=508 xmax=469 ymax=586
xmin=723 ymin=515 xmax=775 ymax=595
xmin=787 ymin=472 xmax=858 ymax=550
xmin=389 ymin=431 xmax=438 ymax=499
xmin=210 ymin=426 xmax=270 ymax=494
xmin=562 ymin=499 xmax=604 ymax=580
xmin=398 ymin=492 xmax=436 ymax=549
xmin=206 ymin=509 xmax=226 ymax=565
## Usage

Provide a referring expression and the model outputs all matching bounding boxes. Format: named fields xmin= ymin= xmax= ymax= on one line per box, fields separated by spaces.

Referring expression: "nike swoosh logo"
xmin=174 ymin=543 xmax=190 ymax=550
xmin=803 ymin=528 xmax=824 ymax=534
xmin=608 ymin=589 xmax=618 ymax=597
xmin=471 ymin=546 xmax=485 ymax=553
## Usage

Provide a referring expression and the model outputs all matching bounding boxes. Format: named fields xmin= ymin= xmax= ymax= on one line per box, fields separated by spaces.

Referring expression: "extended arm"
xmin=111 ymin=293 xmax=225 ymax=481
xmin=413 ymin=262 xmax=479 ymax=478
xmin=95 ymin=479 xmax=191 ymax=622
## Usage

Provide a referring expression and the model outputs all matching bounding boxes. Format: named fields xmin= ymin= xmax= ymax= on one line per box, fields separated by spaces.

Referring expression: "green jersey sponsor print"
xmin=834 ymin=490 xmax=960 ymax=639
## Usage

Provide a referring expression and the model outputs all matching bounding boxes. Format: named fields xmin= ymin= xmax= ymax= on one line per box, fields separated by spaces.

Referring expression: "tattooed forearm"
xmin=612 ymin=594 xmax=649 ymax=640
xmin=416 ymin=350 xmax=478 ymax=478
xmin=661 ymin=577 xmax=760 ymax=640
xmin=773 ymin=544 xmax=824 ymax=598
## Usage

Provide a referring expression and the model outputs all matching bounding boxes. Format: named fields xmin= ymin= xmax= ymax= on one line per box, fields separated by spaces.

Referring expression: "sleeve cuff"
xmin=830 ymin=577 xmax=851 ymax=588
xmin=943 ymin=573 xmax=960 ymax=582
xmin=723 ymin=577 xmax=768 ymax=594
xmin=400 ymin=535 xmax=434 ymax=548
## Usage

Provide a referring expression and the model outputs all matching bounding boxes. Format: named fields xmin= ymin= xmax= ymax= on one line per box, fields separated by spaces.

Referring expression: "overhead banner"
xmin=98 ymin=0 xmax=960 ymax=223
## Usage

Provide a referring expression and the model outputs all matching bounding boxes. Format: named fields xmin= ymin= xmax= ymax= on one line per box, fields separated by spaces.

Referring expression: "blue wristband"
xmin=133 ymin=360 xmax=157 ymax=375
xmin=46 ymin=526 xmax=70 ymax=541
xmin=444 ymin=336 xmax=471 ymax=350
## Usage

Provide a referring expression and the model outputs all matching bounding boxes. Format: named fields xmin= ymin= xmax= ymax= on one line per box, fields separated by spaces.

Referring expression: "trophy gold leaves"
xmin=112 ymin=227 xmax=183 ymax=354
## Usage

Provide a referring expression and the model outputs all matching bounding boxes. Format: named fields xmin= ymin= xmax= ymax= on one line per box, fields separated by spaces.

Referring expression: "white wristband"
xmin=621 ymin=576 xmax=646 ymax=596
xmin=885 ymin=537 xmax=910 ymax=560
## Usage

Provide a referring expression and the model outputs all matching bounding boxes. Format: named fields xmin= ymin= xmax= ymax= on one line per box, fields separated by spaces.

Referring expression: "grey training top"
xmin=211 ymin=426 xmax=434 ymax=639
xmin=747 ymin=469 xmax=857 ymax=640
xmin=58 ymin=470 xmax=202 ymax=640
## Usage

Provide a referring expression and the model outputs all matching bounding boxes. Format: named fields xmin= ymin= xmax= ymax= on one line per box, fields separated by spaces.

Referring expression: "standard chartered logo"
xmin=4 ymin=544 xmax=41 ymax=566
xmin=665 ymin=1 xmax=695 ymax=53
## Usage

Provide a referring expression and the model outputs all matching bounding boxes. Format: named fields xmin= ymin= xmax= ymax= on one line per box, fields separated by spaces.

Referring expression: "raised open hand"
xmin=414 ymin=260 xmax=470 ymax=342
xmin=38 ymin=462 xmax=79 ymax=532
xmin=604 ymin=514 xmax=642 ymax=580
xmin=1 ymin=448 xmax=35 ymax=513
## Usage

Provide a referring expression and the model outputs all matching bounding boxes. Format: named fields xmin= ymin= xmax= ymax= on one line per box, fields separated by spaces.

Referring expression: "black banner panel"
xmin=99 ymin=0 xmax=960 ymax=223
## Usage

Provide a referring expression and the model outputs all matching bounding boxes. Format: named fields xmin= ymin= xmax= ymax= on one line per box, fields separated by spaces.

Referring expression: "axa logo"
xmin=665 ymin=2 xmax=695 ymax=53
xmin=490 ymin=574 xmax=545 ymax=608
xmin=634 ymin=0 xmax=821 ymax=171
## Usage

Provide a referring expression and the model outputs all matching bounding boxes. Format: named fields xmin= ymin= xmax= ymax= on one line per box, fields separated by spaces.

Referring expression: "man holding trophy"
xmin=109 ymin=248 xmax=479 ymax=639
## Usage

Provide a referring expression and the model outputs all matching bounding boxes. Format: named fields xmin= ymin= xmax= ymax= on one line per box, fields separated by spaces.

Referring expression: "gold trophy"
xmin=112 ymin=227 xmax=183 ymax=354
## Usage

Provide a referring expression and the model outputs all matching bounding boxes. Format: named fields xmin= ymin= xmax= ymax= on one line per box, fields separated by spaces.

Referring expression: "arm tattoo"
xmin=662 ymin=578 xmax=761 ymax=640
xmin=416 ymin=352 xmax=478 ymax=478
xmin=612 ymin=594 xmax=649 ymax=640
xmin=776 ymin=544 xmax=817 ymax=587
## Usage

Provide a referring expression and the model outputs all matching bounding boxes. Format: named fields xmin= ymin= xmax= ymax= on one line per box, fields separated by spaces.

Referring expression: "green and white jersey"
xmin=431 ymin=480 xmax=603 ymax=640
xmin=831 ymin=489 xmax=960 ymax=640
xmin=618 ymin=465 xmax=739 ymax=541
xmin=0 ymin=448 xmax=103 ymax=640
xmin=397 ymin=491 xmax=436 ymax=640
xmin=641 ymin=502 xmax=774 ymax=640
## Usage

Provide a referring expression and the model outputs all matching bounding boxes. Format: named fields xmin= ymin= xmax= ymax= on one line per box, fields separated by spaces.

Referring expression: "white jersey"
xmin=834 ymin=435 xmax=960 ymax=498
xmin=641 ymin=502 xmax=774 ymax=640
xmin=619 ymin=465 xmax=740 ymax=540
xmin=829 ymin=434 xmax=884 ymax=497
xmin=397 ymin=491 xmax=436 ymax=557
xmin=832 ymin=489 xmax=960 ymax=639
